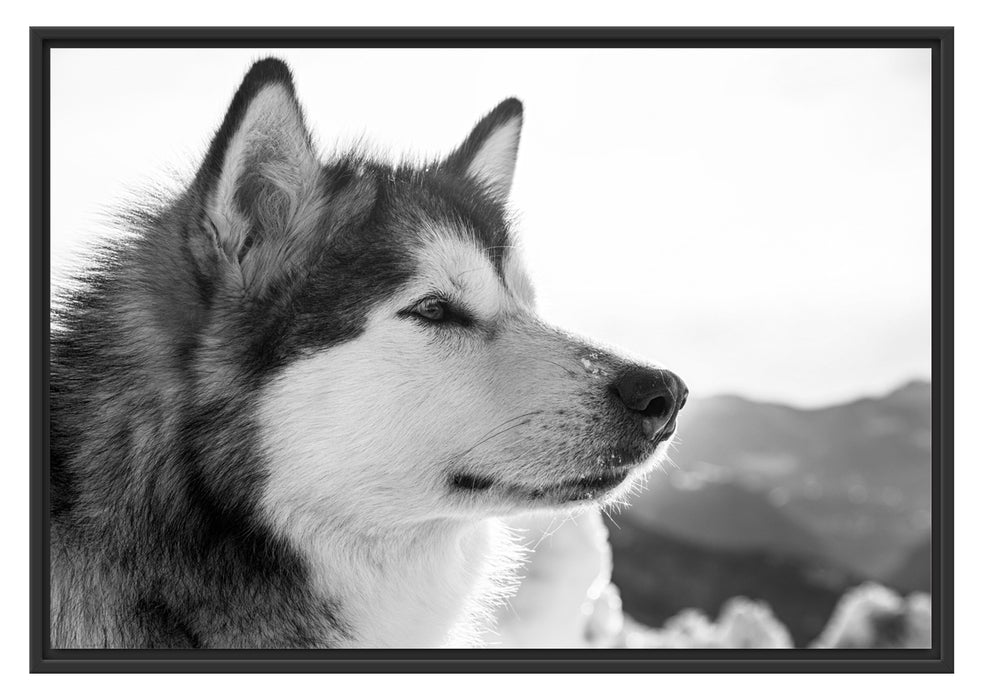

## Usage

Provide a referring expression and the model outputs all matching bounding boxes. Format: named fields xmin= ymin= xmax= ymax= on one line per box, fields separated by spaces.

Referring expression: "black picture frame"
xmin=29 ymin=26 xmax=954 ymax=673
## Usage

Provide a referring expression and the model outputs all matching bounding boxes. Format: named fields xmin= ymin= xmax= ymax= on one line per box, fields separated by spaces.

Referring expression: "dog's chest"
xmin=305 ymin=521 xmax=506 ymax=648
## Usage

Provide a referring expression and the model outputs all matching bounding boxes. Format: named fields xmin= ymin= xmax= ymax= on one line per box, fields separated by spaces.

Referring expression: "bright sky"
xmin=50 ymin=48 xmax=931 ymax=407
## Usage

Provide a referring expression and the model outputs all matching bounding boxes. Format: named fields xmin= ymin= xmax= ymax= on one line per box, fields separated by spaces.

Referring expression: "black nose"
xmin=610 ymin=368 xmax=688 ymax=440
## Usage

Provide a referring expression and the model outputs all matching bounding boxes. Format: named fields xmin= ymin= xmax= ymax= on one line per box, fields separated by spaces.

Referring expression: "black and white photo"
xmin=31 ymin=29 xmax=953 ymax=672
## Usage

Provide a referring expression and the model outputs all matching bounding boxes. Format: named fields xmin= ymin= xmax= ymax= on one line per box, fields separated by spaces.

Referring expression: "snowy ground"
xmin=485 ymin=510 xmax=931 ymax=649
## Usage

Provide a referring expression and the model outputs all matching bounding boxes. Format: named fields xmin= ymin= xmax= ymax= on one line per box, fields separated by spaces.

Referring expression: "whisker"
xmin=445 ymin=411 xmax=544 ymax=464
xmin=467 ymin=411 xmax=542 ymax=446
xmin=602 ymin=509 xmax=622 ymax=531
xmin=525 ymin=357 xmax=580 ymax=378
xmin=530 ymin=516 xmax=560 ymax=549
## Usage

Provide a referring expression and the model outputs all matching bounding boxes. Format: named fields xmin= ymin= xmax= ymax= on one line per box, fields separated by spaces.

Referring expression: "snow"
xmin=811 ymin=582 xmax=932 ymax=649
xmin=621 ymin=599 xmax=793 ymax=649
xmin=488 ymin=511 xmax=931 ymax=649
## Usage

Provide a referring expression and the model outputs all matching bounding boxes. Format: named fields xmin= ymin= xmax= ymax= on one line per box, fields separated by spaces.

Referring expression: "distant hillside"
xmin=622 ymin=380 xmax=932 ymax=579
xmin=887 ymin=536 xmax=932 ymax=594
xmin=624 ymin=476 xmax=829 ymax=562
xmin=668 ymin=380 xmax=930 ymax=502
xmin=609 ymin=380 xmax=932 ymax=643
xmin=608 ymin=523 xmax=856 ymax=647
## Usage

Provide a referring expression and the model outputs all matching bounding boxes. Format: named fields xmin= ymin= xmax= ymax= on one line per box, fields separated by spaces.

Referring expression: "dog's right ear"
xmin=189 ymin=59 xmax=324 ymax=290
xmin=442 ymin=98 xmax=523 ymax=201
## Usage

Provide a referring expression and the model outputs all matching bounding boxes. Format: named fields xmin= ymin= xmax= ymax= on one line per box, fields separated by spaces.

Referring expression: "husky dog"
xmin=50 ymin=58 xmax=687 ymax=649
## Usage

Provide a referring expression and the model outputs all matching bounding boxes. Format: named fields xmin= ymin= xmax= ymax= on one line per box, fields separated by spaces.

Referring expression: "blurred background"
xmin=50 ymin=47 xmax=932 ymax=649
xmin=604 ymin=377 xmax=932 ymax=648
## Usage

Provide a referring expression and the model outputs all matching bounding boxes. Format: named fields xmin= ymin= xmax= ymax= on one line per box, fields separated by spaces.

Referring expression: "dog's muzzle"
xmin=609 ymin=367 xmax=688 ymax=441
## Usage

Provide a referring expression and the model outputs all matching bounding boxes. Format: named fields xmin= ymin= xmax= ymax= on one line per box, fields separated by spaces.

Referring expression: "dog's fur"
xmin=50 ymin=59 xmax=684 ymax=648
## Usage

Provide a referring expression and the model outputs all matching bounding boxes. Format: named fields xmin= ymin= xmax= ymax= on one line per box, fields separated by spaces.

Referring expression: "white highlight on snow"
xmin=622 ymin=599 xmax=793 ymax=649
xmin=811 ymin=581 xmax=931 ymax=649
xmin=579 ymin=352 xmax=606 ymax=377
xmin=486 ymin=518 xmax=932 ymax=649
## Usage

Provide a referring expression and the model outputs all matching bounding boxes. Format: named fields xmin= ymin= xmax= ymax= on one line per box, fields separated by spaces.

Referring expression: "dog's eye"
xmin=402 ymin=296 xmax=473 ymax=327
xmin=413 ymin=297 xmax=447 ymax=322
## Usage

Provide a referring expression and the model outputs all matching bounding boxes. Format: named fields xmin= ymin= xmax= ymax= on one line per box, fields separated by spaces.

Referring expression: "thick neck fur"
xmin=279 ymin=515 xmax=519 ymax=648
xmin=50 ymin=205 xmax=311 ymax=647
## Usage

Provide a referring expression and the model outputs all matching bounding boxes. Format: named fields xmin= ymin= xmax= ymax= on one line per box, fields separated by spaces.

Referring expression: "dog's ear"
xmin=191 ymin=58 xmax=324 ymax=287
xmin=443 ymin=98 xmax=523 ymax=201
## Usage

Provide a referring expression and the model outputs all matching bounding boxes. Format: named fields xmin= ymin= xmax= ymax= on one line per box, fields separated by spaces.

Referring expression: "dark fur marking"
xmin=451 ymin=472 xmax=496 ymax=492
xmin=134 ymin=597 xmax=203 ymax=648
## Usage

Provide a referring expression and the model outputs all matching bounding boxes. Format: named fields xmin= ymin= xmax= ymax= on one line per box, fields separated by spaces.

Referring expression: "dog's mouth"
xmin=547 ymin=467 xmax=635 ymax=501
xmin=449 ymin=436 xmax=666 ymax=504
xmin=451 ymin=466 xmax=634 ymax=503
xmin=449 ymin=425 xmax=675 ymax=506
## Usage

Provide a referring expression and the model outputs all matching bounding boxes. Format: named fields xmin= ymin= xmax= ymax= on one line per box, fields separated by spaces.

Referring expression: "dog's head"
xmin=185 ymin=60 xmax=686 ymax=532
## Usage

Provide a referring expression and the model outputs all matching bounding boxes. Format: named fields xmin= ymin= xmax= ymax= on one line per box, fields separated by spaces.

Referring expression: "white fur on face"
xmin=502 ymin=244 xmax=536 ymax=308
xmin=257 ymin=228 xmax=668 ymax=645
xmin=259 ymin=231 xmax=513 ymax=532
xmin=258 ymin=229 xmax=667 ymax=525
xmin=413 ymin=225 xmax=510 ymax=320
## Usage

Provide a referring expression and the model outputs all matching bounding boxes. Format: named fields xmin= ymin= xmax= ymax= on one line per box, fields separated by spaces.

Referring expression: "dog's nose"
xmin=610 ymin=368 xmax=688 ymax=440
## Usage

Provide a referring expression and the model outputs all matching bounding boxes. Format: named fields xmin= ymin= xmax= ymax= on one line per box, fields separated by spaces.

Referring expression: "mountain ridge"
xmin=610 ymin=378 xmax=932 ymax=639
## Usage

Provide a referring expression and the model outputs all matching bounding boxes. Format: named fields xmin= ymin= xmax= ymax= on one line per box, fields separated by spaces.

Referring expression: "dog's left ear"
xmin=191 ymin=59 xmax=322 ymax=286
xmin=443 ymin=98 xmax=523 ymax=200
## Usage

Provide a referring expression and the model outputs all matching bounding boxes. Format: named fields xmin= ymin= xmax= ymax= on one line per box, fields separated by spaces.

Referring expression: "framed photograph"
xmin=30 ymin=27 xmax=953 ymax=672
